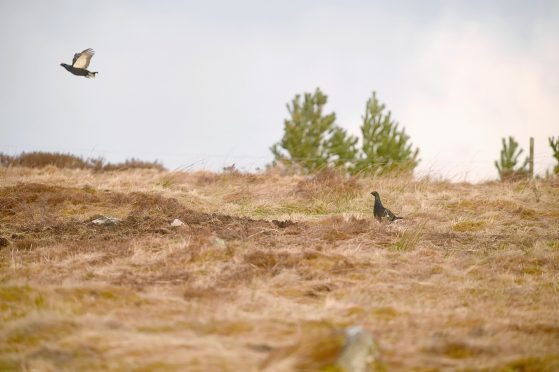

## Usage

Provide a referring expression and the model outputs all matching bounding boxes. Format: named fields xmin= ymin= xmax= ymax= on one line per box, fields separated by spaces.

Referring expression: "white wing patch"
xmin=72 ymin=48 xmax=95 ymax=69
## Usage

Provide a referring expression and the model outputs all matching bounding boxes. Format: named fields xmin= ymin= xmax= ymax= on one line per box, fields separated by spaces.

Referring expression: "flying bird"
xmin=60 ymin=48 xmax=98 ymax=79
xmin=371 ymin=191 xmax=403 ymax=222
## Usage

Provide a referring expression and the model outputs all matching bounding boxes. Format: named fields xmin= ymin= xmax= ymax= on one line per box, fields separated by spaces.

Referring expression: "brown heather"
xmin=0 ymin=152 xmax=165 ymax=172
xmin=0 ymin=165 xmax=558 ymax=371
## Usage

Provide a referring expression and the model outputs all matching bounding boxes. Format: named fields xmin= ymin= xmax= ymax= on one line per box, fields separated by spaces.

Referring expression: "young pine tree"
xmin=494 ymin=136 xmax=529 ymax=181
xmin=352 ymin=92 xmax=419 ymax=175
xmin=549 ymin=136 xmax=559 ymax=174
xmin=270 ymin=88 xmax=357 ymax=172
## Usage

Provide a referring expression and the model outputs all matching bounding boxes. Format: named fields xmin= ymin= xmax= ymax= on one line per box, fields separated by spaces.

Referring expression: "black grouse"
xmin=371 ymin=191 xmax=403 ymax=222
xmin=60 ymin=48 xmax=98 ymax=79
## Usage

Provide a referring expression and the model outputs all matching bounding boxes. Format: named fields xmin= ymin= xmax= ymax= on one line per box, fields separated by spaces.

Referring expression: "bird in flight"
xmin=60 ymin=48 xmax=98 ymax=79
xmin=371 ymin=191 xmax=403 ymax=222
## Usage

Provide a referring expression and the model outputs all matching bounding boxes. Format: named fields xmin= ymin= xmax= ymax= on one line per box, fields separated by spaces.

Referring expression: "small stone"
xmin=170 ymin=218 xmax=184 ymax=227
xmin=213 ymin=237 xmax=226 ymax=248
xmin=0 ymin=236 xmax=9 ymax=248
xmin=91 ymin=216 xmax=121 ymax=226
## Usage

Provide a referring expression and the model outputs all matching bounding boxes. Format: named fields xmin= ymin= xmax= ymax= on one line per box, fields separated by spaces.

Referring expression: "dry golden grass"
xmin=0 ymin=166 xmax=558 ymax=371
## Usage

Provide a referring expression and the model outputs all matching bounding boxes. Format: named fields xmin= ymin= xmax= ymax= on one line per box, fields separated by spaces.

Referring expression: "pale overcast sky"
xmin=1 ymin=0 xmax=558 ymax=181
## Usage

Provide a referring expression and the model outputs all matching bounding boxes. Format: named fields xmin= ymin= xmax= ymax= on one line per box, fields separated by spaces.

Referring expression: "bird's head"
xmin=371 ymin=191 xmax=379 ymax=198
xmin=60 ymin=63 xmax=67 ymax=68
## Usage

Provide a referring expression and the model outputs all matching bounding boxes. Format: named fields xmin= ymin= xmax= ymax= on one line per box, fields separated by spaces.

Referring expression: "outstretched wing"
xmin=72 ymin=48 xmax=95 ymax=69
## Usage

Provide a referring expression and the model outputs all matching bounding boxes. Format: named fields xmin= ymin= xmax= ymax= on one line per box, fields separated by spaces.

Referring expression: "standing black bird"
xmin=371 ymin=191 xmax=403 ymax=222
xmin=60 ymin=48 xmax=98 ymax=79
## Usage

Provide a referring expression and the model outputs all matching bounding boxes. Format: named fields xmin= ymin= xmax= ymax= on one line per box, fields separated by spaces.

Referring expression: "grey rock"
xmin=91 ymin=216 xmax=121 ymax=226
xmin=170 ymin=218 xmax=184 ymax=227
xmin=213 ymin=237 xmax=226 ymax=248
xmin=335 ymin=326 xmax=382 ymax=372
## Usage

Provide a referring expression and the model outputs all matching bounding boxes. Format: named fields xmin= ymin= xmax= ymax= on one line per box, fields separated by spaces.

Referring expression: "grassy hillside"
xmin=1 ymin=166 xmax=558 ymax=371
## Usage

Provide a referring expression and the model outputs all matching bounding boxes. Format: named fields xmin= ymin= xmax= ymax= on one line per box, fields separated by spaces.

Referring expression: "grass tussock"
xmin=390 ymin=222 xmax=426 ymax=251
xmin=0 ymin=167 xmax=558 ymax=370
xmin=452 ymin=220 xmax=486 ymax=232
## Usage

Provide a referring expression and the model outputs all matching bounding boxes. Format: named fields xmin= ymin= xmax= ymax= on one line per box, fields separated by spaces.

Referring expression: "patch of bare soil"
xmin=0 ymin=183 xmax=300 ymax=248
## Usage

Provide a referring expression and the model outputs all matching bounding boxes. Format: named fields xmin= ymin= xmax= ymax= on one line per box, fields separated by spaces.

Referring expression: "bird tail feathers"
xmin=87 ymin=71 xmax=98 ymax=79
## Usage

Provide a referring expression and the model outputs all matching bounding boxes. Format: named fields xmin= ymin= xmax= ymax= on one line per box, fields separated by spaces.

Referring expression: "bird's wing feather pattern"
xmin=72 ymin=48 xmax=95 ymax=69
xmin=385 ymin=209 xmax=397 ymax=221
